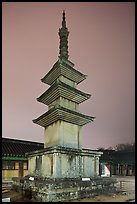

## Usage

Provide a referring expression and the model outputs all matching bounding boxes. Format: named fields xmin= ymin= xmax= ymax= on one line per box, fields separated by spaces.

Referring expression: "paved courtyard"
xmin=113 ymin=175 xmax=135 ymax=194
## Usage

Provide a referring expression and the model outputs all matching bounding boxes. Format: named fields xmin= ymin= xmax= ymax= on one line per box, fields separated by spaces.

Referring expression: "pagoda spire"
xmin=58 ymin=10 xmax=69 ymax=60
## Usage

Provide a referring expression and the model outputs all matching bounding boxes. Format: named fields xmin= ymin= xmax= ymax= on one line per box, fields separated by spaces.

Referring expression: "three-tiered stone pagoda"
xmin=33 ymin=10 xmax=94 ymax=151
xmin=25 ymin=11 xmax=112 ymax=202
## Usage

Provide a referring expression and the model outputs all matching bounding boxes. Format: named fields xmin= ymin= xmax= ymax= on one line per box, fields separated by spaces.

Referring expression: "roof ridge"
xmin=2 ymin=137 xmax=44 ymax=145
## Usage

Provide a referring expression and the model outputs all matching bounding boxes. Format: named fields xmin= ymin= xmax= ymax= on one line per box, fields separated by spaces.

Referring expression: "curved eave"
xmin=2 ymin=154 xmax=27 ymax=161
xmin=37 ymin=81 xmax=91 ymax=105
xmin=41 ymin=61 xmax=86 ymax=85
xmin=33 ymin=105 xmax=95 ymax=127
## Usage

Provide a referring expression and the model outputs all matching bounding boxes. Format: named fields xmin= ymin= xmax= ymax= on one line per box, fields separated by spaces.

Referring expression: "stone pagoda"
xmin=22 ymin=11 xmax=117 ymax=202
xmin=35 ymin=11 xmax=94 ymax=152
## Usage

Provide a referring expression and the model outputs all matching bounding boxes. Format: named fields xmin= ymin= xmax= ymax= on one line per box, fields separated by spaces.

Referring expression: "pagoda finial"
xmin=58 ymin=10 xmax=69 ymax=60
xmin=62 ymin=10 xmax=66 ymax=28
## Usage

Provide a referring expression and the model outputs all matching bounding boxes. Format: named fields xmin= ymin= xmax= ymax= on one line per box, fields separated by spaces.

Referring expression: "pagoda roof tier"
xmin=37 ymin=80 xmax=91 ymax=105
xmin=33 ymin=105 xmax=95 ymax=127
xmin=41 ymin=58 xmax=87 ymax=85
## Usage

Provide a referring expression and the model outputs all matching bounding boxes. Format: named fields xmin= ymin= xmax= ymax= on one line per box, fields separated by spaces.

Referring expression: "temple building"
xmin=2 ymin=138 xmax=44 ymax=181
xmin=13 ymin=11 xmax=117 ymax=202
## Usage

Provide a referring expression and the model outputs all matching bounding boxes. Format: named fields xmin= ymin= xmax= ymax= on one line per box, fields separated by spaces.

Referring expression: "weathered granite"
xmin=12 ymin=176 xmax=117 ymax=202
xmin=26 ymin=146 xmax=102 ymax=179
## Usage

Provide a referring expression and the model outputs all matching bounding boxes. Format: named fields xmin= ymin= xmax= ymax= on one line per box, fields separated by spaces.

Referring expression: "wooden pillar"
xmin=19 ymin=161 xmax=23 ymax=177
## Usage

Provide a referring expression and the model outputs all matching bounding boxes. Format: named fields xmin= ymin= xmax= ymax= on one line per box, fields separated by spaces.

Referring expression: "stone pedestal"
xmin=27 ymin=147 xmax=102 ymax=179
xmin=12 ymin=176 xmax=117 ymax=202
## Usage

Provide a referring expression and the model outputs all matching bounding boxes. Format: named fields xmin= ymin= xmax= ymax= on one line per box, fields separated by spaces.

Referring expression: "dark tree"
xmin=115 ymin=143 xmax=135 ymax=151
xmin=97 ymin=147 xmax=105 ymax=151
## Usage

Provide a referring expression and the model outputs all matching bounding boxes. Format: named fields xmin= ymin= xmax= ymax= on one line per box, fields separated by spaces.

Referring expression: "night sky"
xmin=2 ymin=2 xmax=135 ymax=149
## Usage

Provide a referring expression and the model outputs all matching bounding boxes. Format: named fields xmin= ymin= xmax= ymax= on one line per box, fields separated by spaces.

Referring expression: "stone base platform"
xmin=12 ymin=176 xmax=117 ymax=202
xmin=26 ymin=146 xmax=103 ymax=179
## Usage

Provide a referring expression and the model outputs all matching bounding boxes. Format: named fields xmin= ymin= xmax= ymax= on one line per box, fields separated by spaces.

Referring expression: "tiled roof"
xmin=2 ymin=138 xmax=44 ymax=157
xmin=37 ymin=80 xmax=91 ymax=105
xmin=33 ymin=105 xmax=95 ymax=127
xmin=41 ymin=59 xmax=86 ymax=85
